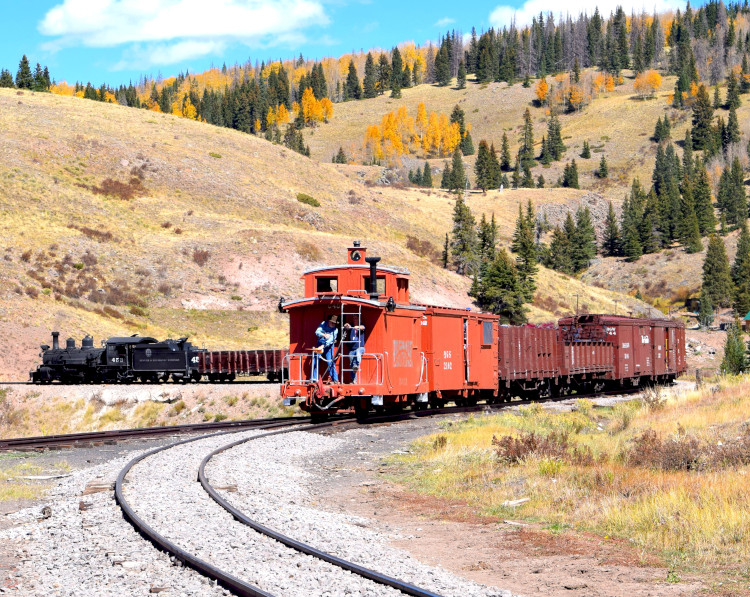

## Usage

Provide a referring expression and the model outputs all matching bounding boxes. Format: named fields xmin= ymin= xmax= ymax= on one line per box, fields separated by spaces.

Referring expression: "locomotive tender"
xmin=31 ymin=332 xmax=287 ymax=383
xmin=280 ymin=243 xmax=686 ymax=419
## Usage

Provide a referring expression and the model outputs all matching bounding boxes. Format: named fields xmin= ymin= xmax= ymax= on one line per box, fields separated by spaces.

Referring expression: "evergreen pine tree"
xmin=0 ymin=69 xmax=14 ymax=88
xmin=726 ymin=70 xmax=741 ymax=110
xmin=512 ymin=201 xmax=538 ymax=301
xmin=572 ymin=206 xmax=597 ymax=271
xmin=457 ymin=60 xmax=467 ymax=89
xmin=713 ymin=85 xmax=722 ymax=109
xmin=732 ymin=225 xmax=750 ymax=317
xmin=449 ymin=147 xmax=466 ymax=193
xmin=422 ymin=162 xmax=433 ymax=188
xmin=333 ymin=146 xmax=347 ymax=163
xmin=15 ymin=55 xmax=32 ymax=89
xmin=487 ymin=143 xmax=501 ymax=188
xmin=720 ymin=321 xmax=747 ymax=375
xmin=702 ymin=234 xmax=733 ymax=307
xmin=602 ymin=201 xmax=622 ymax=256
xmin=537 ymin=174 xmax=545 ymax=188
xmin=679 ymin=176 xmax=702 ymax=253
xmin=442 ymin=233 xmax=449 ymax=268
xmin=742 ymin=54 xmax=750 ymax=94
xmin=581 ymin=140 xmax=591 ymax=158
xmin=682 ymin=129 xmax=693 ymax=178
xmin=435 ymin=44 xmax=451 ymax=86
xmin=474 ymin=140 xmax=492 ymax=191
xmin=363 ymin=53 xmax=378 ymax=98
xmin=697 ymin=287 xmax=714 ymax=328
xmin=478 ymin=212 xmax=498 ymax=263
xmin=691 ymin=84 xmax=714 ymax=150
xmin=345 ymin=60 xmax=362 ymax=100
xmin=450 ymin=196 xmax=478 ymax=275
xmin=562 ymin=160 xmax=579 ymax=188
xmin=441 ymin=161 xmax=452 ymax=189
xmin=521 ymin=163 xmax=534 ymax=188
xmin=377 ymin=54 xmax=391 ymax=94
xmin=519 ymin=108 xmax=535 ymax=166
xmin=546 ymin=112 xmax=565 ymax=160
xmin=500 ymin=133 xmax=511 ymax=171
xmin=390 ymin=47 xmax=402 ymax=99
xmin=511 ymin=154 xmax=521 ymax=189
xmin=471 ymin=249 xmax=528 ymax=324
xmin=726 ymin=105 xmax=741 ymax=146
xmin=692 ymin=165 xmax=716 ymax=235
xmin=597 ymin=155 xmax=609 ymax=178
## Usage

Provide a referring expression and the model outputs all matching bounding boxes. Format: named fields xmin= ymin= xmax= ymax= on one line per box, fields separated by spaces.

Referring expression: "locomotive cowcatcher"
xmin=280 ymin=243 xmax=499 ymax=419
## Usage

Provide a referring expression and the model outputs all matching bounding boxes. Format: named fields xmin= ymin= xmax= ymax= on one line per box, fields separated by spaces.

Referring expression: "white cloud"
xmin=434 ymin=17 xmax=455 ymax=27
xmin=39 ymin=0 xmax=329 ymax=67
xmin=489 ymin=0 xmax=685 ymax=28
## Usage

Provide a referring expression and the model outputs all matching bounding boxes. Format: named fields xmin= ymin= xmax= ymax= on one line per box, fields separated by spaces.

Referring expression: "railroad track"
xmin=116 ymin=418 xmax=446 ymax=597
xmin=112 ymin=389 xmax=650 ymax=597
xmin=0 ymin=416 xmax=311 ymax=451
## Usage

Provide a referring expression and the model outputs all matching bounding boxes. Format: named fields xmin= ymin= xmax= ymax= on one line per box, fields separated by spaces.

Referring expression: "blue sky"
xmin=1 ymin=0 xmax=692 ymax=87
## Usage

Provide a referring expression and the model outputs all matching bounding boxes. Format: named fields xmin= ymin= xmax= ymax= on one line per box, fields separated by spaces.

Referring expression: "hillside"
xmin=0 ymin=88 xmax=647 ymax=380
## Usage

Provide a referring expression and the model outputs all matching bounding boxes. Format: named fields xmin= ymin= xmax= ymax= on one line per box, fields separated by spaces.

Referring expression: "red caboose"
xmin=280 ymin=243 xmax=499 ymax=419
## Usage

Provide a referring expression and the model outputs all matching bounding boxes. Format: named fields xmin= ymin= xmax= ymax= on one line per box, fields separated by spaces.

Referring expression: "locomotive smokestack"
xmin=366 ymin=256 xmax=381 ymax=300
xmin=51 ymin=332 xmax=59 ymax=350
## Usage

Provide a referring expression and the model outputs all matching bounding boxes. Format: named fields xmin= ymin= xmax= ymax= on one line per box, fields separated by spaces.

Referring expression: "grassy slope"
xmin=389 ymin=379 xmax=750 ymax=593
xmin=0 ymin=88 xmax=643 ymax=380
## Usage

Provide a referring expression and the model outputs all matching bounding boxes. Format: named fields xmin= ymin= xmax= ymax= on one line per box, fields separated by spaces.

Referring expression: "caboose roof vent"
xmin=348 ymin=241 xmax=366 ymax=264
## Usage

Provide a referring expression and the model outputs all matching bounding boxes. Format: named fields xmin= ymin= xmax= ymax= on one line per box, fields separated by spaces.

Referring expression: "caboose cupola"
xmin=347 ymin=241 xmax=366 ymax=264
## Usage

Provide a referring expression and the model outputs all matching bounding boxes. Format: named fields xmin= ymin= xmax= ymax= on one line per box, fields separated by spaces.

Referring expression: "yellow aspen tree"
xmin=568 ymin=85 xmax=585 ymax=111
xmin=416 ymin=102 xmax=428 ymax=144
xmin=291 ymin=101 xmax=300 ymax=120
xmin=426 ymin=112 xmax=440 ymax=155
xmin=645 ymin=70 xmax=662 ymax=94
xmin=182 ymin=96 xmax=197 ymax=119
xmin=320 ymin=97 xmax=333 ymax=122
xmin=276 ymin=104 xmax=290 ymax=126
xmin=267 ymin=106 xmax=277 ymax=128
xmin=604 ymin=74 xmax=615 ymax=92
xmin=535 ymin=77 xmax=549 ymax=104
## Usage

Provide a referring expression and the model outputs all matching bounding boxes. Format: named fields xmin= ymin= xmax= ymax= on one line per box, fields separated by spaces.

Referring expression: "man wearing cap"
xmin=312 ymin=314 xmax=339 ymax=382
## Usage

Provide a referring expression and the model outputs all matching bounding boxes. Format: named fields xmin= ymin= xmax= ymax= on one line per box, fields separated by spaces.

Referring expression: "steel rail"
xmin=115 ymin=420 xmax=303 ymax=597
xmin=198 ymin=425 xmax=443 ymax=597
xmin=0 ymin=415 xmax=312 ymax=451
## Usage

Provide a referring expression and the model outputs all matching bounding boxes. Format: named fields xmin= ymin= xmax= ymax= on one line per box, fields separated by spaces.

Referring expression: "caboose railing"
xmin=282 ymin=352 xmax=384 ymax=386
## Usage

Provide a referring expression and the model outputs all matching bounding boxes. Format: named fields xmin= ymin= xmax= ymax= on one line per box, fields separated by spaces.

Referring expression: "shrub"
xmin=161 ymin=221 xmax=172 ymax=228
xmin=230 ymin=295 xmax=242 ymax=301
xmin=296 ymin=193 xmax=320 ymax=207
xmin=129 ymin=306 xmax=147 ymax=317
xmin=209 ymin=152 xmax=222 ymax=159
xmin=157 ymin=282 xmax=171 ymax=295
xmin=73 ymin=262 xmax=84 ymax=270
xmin=192 ymin=249 xmax=210 ymax=266
xmin=214 ymin=413 xmax=228 ymax=422
xmin=170 ymin=400 xmax=186 ymax=416
xmin=25 ymin=286 xmax=39 ymax=298
xmin=90 ymin=177 xmax=145 ymax=200
xmin=81 ymin=252 xmax=98 ymax=266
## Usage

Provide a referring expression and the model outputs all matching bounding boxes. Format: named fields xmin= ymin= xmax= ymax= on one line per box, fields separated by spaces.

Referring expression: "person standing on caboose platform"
xmin=343 ymin=322 xmax=366 ymax=383
xmin=312 ymin=314 xmax=339 ymax=382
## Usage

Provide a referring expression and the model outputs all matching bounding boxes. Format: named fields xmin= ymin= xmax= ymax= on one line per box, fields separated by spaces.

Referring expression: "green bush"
xmin=296 ymin=193 xmax=320 ymax=207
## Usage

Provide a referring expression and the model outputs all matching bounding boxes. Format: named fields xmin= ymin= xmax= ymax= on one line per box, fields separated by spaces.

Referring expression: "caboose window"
xmin=316 ymin=277 xmax=338 ymax=293
xmin=364 ymin=276 xmax=385 ymax=295
xmin=482 ymin=321 xmax=493 ymax=345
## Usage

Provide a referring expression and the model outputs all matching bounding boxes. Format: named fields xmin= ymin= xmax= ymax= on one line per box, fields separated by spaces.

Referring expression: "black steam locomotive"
xmin=30 ymin=332 xmax=203 ymax=384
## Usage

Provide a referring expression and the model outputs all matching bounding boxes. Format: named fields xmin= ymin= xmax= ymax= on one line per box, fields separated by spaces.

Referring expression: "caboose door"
xmin=463 ymin=319 xmax=470 ymax=383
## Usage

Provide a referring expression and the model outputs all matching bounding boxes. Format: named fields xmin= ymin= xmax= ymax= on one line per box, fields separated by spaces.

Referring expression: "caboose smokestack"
xmin=366 ymin=256 xmax=381 ymax=300
xmin=51 ymin=332 xmax=59 ymax=350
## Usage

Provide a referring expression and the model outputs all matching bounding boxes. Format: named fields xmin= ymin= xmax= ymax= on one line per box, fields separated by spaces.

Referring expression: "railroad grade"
xmin=0 ymin=388 xmax=663 ymax=595
xmin=115 ymin=420 xmax=462 ymax=597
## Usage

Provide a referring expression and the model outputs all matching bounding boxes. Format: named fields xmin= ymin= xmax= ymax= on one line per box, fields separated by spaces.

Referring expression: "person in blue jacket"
xmin=344 ymin=322 xmax=366 ymax=383
xmin=312 ymin=314 xmax=339 ymax=382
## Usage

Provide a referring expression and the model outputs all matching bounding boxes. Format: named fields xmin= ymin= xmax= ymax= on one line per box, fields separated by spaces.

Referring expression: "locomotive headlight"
xmin=295 ymin=390 xmax=300 ymax=396
xmin=359 ymin=388 xmax=364 ymax=394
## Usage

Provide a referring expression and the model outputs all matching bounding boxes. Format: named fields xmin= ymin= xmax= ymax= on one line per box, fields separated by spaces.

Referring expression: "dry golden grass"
xmin=390 ymin=378 xmax=750 ymax=589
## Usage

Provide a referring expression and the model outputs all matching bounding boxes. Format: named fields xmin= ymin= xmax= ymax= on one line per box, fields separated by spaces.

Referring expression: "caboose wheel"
xmin=310 ymin=412 xmax=329 ymax=424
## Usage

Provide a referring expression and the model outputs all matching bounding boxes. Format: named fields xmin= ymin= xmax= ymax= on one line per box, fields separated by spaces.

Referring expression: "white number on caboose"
xmin=443 ymin=361 xmax=452 ymax=370
xmin=604 ymin=327 xmax=616 ymax=336
xmin=641 ymin=335 xmax=650 ymax=344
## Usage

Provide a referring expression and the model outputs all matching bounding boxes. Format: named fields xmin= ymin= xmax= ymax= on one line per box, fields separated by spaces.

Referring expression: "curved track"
xmin=115 ymin=417 xmax=445 ymax=597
